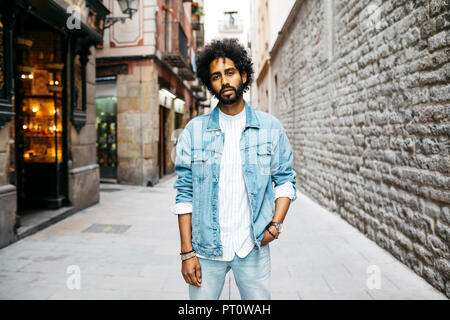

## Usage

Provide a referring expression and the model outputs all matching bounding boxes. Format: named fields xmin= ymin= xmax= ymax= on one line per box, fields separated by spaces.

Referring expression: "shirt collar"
xmin=206 ymin=100 xmax=260 ymax=131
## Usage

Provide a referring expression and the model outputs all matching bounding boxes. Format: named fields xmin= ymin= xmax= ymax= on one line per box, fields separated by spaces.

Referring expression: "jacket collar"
xmin=206 ymin=100 xmax=260 ymax=131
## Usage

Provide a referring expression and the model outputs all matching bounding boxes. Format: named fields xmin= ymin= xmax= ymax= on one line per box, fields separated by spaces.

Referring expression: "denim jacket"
xmin=173 ymin=101 xmax=297 ymax=258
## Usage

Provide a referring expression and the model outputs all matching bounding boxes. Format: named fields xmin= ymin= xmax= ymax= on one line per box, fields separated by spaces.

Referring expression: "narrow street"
xmin=0 ymin=175 xmax=446 ymax=300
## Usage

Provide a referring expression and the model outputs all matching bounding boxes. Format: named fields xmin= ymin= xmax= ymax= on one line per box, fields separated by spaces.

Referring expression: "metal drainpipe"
xmin=139 ymin=65 xmax=144 ymax=186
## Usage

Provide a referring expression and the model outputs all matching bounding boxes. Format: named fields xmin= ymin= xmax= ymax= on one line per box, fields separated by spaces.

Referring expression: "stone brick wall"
xmin=116 ymin=61 xmax=159 ymax=186
xmin=271 ymin=0 xmax=449 ymax=296
xmin=69 ymin=46 xmax=100 ymax=210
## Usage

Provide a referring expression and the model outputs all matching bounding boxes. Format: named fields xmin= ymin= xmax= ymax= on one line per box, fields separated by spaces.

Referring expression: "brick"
xmin=436 ymin=220 xmax=450 ymax=243
xmin=441 ymin=207 xmax=450 ymax=224
xmin=413 ymin=243 xmax=434 ymax=265
xmin=423 ymin=266 xmax=446 ymax=291
xmin=424 ymin=201 xmax=443 ymax=219
xmin=429 ymin=0 xmax=448 ymax=17
xmin=427 ymin=234 xmax=449 ymax=257
xmin=430 ymin=83 xmax=450 ymax=102
xmin=406 ymin=253 xmax=423 ymax=275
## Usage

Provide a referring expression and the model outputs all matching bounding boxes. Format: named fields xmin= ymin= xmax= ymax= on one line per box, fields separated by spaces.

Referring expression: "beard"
xmin=213 ymin=81 xmax=245 ymax=105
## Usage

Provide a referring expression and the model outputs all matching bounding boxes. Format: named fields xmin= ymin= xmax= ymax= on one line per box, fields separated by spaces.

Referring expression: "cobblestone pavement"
xmin=0 ymin=175 xmax=446 ymax=300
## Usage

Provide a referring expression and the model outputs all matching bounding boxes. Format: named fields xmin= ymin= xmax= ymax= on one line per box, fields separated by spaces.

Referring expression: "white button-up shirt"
xmin=172 ymin=107 xmax=296 ymax=261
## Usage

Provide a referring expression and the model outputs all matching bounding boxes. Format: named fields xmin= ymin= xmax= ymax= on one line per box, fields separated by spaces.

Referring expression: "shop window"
xmin=70 ymin=36 xmax=92 ymax=132
xmin=96 ymin=97 xmax=117 ymax=179
xmin=14 ymin=15 xmax=67 ymax=209
xmin=0 ymin=14 xmax=14 ymax=128
xmin=17 ymin=30 xmax=64 ymax=164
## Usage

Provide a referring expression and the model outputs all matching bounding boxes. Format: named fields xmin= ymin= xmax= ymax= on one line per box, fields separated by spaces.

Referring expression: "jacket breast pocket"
xmin=257 ymin=142 xmax=272 ymax=175
xmin=192 ymin=149 xmax=210 ymax=182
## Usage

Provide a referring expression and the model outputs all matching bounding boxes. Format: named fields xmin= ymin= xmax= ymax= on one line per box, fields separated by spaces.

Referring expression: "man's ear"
xmin=241 ymin=71 xmax=247 ymax=84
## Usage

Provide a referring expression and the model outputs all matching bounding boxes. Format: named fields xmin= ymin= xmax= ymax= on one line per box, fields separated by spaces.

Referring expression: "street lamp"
xmin=117 ymin=0 xmax=139 ymax=17
xmin=104 ymin=0 xmax=139 ymax=29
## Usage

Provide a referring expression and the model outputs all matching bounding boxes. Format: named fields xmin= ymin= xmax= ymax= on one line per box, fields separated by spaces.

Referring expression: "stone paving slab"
xmin=0 ymin=176 xmax=447 ymax=300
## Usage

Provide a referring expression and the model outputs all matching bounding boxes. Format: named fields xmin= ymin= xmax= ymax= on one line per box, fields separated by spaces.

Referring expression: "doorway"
xmin=96 ymin=97 xmax=117 ymax=179
xmin=159 ymin=105 xmax=170 ymax=178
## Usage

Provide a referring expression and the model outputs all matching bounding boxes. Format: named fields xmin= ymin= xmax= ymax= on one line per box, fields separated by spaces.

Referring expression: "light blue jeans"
xmin=189 ymin=245 xmax=271 ymax=300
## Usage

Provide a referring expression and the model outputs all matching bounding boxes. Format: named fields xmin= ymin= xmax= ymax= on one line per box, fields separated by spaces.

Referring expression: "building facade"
xmin=249 ymin=0 xmax=295 ymax=114
xmin=95 ymin=0 xmax=205 ymax=186
xmin=0 ymin=0 xmax=108 ymax=248
xmin=270 ymin=0 xmax=450 ymax=296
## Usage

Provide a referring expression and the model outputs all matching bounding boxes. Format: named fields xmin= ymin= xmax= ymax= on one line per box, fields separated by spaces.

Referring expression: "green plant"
xmin=192 ymin=4 xmax=204 ymax=17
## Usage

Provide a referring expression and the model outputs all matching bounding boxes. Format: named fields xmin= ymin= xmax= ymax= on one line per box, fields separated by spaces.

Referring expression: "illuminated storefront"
xmin=0 ymin=0 xmax=109 ymax=248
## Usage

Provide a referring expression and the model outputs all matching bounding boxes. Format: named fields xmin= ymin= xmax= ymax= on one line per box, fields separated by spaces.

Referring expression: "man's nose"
xmin=221 ymin=75 xmax=229 ymax=87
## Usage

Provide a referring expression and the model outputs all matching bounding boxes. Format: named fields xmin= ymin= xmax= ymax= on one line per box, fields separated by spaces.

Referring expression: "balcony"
xmin=179 ymin=67 xmax=195 ymax=81
xmin=192 ymin=20 xmax=201 ymax=31
xmin=163 ymin=21 xmax=190 ymax=69
xmin=191 ymin=84 xmax=203 ymax=92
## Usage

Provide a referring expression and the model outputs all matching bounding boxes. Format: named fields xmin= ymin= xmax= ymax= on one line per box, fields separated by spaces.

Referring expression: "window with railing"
xmin=219 ymin=11 xmax=243 ymax=33
xmin=163 ymin=21 xmax=189 ymax=70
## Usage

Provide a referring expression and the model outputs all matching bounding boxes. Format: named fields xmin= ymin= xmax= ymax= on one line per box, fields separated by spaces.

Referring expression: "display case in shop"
xmin=21 ymin=92 xmax=65 ymax=208
xmin=22 ymin=95 xmax=62 ymax=163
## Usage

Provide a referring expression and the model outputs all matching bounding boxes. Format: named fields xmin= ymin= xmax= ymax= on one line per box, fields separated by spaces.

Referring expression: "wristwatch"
xmin=270 ymin=222 xmax=283 ymax=234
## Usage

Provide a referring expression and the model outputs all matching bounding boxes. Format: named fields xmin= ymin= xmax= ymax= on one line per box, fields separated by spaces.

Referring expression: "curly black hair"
xmin=196 ymin=38 xmax=254 ymax=94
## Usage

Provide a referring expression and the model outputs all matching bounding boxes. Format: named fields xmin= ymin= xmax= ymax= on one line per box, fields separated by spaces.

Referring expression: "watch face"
xmin=273 ymin=222 xmax=283 ymax=233
xmin=278 ymin=223 xmax=283 ymax=233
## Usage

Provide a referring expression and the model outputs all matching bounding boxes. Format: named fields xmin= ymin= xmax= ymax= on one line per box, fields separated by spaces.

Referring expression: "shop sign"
xmin=159 ymin=89 xmax=175 ymax=109
xmin=174 ymin=98 xmax=185 ymax=114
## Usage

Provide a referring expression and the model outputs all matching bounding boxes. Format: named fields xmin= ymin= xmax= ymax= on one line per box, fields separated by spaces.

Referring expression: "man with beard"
xmin=171 ymin=39 xmax=297 ymax=300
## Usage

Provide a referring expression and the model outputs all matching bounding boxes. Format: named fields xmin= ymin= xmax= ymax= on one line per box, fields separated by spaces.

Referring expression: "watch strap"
xmin=270 ymin=222 xmax=283 ymax=234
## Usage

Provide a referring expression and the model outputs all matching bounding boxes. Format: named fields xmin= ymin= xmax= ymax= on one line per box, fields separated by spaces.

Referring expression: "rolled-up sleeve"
xmin=170 ymin=202 xmax=193 ymax=215
xmin=271 ymin=126 xmax=297 ymax=202
xmin=172 ymin=126 xmax=193 ymax=213
xmin=274 ymin=181 xmax=297 ymax=202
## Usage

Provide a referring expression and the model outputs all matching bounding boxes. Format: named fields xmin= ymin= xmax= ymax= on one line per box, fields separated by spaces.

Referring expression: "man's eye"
xmin=211 ymin=75 xmax=220 ymax=80
xmin=226 ymin=70 xmax=234 ymax=76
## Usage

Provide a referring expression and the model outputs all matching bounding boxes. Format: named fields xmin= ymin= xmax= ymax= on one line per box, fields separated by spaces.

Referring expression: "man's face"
xmin=209 ymin=57 xmax=247 ymax=105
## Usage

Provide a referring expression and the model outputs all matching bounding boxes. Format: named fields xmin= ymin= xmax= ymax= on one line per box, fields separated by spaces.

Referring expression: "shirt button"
xmin=216 ymin=131 xmax=220 ymax=135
